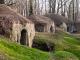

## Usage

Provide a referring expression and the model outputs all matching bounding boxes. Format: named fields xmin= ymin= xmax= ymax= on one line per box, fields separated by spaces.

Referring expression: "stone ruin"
xmin=28 ymin=15 xmax=55 ymax=33
xmin=45 ymin=13 xmax=68 ymax=32
xmin=0 ymin=4 xmax=56 ymax=47
xmin=0 ymin=4 xmax=35 ymax=47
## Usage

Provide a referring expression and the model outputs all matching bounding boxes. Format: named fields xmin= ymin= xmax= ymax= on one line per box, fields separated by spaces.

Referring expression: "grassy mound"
xmin=0 ymin=36 xmax=50 ymax=60
xmin=0 ymin=30 xmax=80 ymax=60
xmin=52 ymin=51 xmax=79 ymax=60
xmin=34 ymin=31 xmax=80 ymax=59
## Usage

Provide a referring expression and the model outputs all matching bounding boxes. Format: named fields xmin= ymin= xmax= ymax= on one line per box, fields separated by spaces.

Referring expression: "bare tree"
xmin=29 ymin=0 xmax=33 ymax=16
xmin=49 ymin=0 xmax=56 ymax=13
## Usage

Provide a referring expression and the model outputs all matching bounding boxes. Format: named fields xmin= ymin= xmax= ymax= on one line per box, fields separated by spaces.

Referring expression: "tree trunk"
xmin=29 ymin=0 xmax=33 ymax=16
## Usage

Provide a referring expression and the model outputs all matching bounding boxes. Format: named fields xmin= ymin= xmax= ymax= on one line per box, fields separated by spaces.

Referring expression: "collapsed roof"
xmin=45 ymin=13 xmax=68 ymax=26
xmin=0 ymin=4 xmax=33 ymax=24
xmin=28 ymin=15 xmax=54 ymax=24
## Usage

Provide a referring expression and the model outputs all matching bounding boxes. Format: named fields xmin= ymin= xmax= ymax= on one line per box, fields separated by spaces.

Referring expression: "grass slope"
xmin=0 ymin=30 xmax=80 ymax=60
xmin=0 ymin=36 xmax=50 ymax=60
xmin=52 ymin=51 xmax=79 ymax=60
xmin=34 ymin=31 xmax=80 ymax=59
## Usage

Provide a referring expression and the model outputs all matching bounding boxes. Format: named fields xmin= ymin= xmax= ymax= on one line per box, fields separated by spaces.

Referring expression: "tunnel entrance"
xmin=20 ymin=29 xmax=27 ymax=45
xmin=32 ymin=40 xmax=55 ymax=52
xmin=35 ymin=23 xmax=45 ymax=32
xmin=67 ymin=23 xmax=77 ymax=33
xmin=50 ymin=26 xmax=54 ymax=32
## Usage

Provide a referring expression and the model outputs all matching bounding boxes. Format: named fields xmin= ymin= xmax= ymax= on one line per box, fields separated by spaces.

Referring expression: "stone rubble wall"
xmin=11 ymin=21 xmax=35 ymax=47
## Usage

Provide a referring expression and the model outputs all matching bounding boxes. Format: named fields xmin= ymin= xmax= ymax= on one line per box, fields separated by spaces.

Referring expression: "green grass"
xmin=0 ymin=36 xmax=50 ymax=60
xmin=0 ymin=30 xmax=80 ymax=60
xmin=34 ymin=31 xmax=80 ymax=59
xmin=52 ymin=51 xmax=79 ymax=60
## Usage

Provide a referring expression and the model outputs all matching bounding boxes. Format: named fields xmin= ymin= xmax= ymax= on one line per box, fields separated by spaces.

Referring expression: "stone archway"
xmin=50 ymin=26 xmax=54 ymax=32
xmin=32 ymin=40 xmax=55 ymax=52
xmin=35 ymin=23 xmax=45 ymax=32
xmin=20 ymin=29 xmax=28 ymax=45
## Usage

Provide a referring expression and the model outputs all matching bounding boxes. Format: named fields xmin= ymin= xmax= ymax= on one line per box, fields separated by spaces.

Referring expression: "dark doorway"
xmin=50 ymin=26 xmax=54 ymax=32
xmin=20 ymin=29 xmax=27 ymax=45
xmin=67 ymin=23 xmax=77 ymax=33
xmin=35 ymin=23 xmax=45 ymax=32
xmin=32 ymin=40 xmax=55 ymax=52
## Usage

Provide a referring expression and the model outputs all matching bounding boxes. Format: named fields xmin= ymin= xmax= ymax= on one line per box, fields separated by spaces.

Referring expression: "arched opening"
xmin=20 ymin=29 xmax=28 ymax=45
xmin=50 ymin=26 xmax=54 ymax=32
xmin=35 ymin=23 xmax=45 ymax=32
xmin=67 ymin=23 xmax=77 ymax=33
xmin=32 ymin=40 xmax=55 ymax=52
